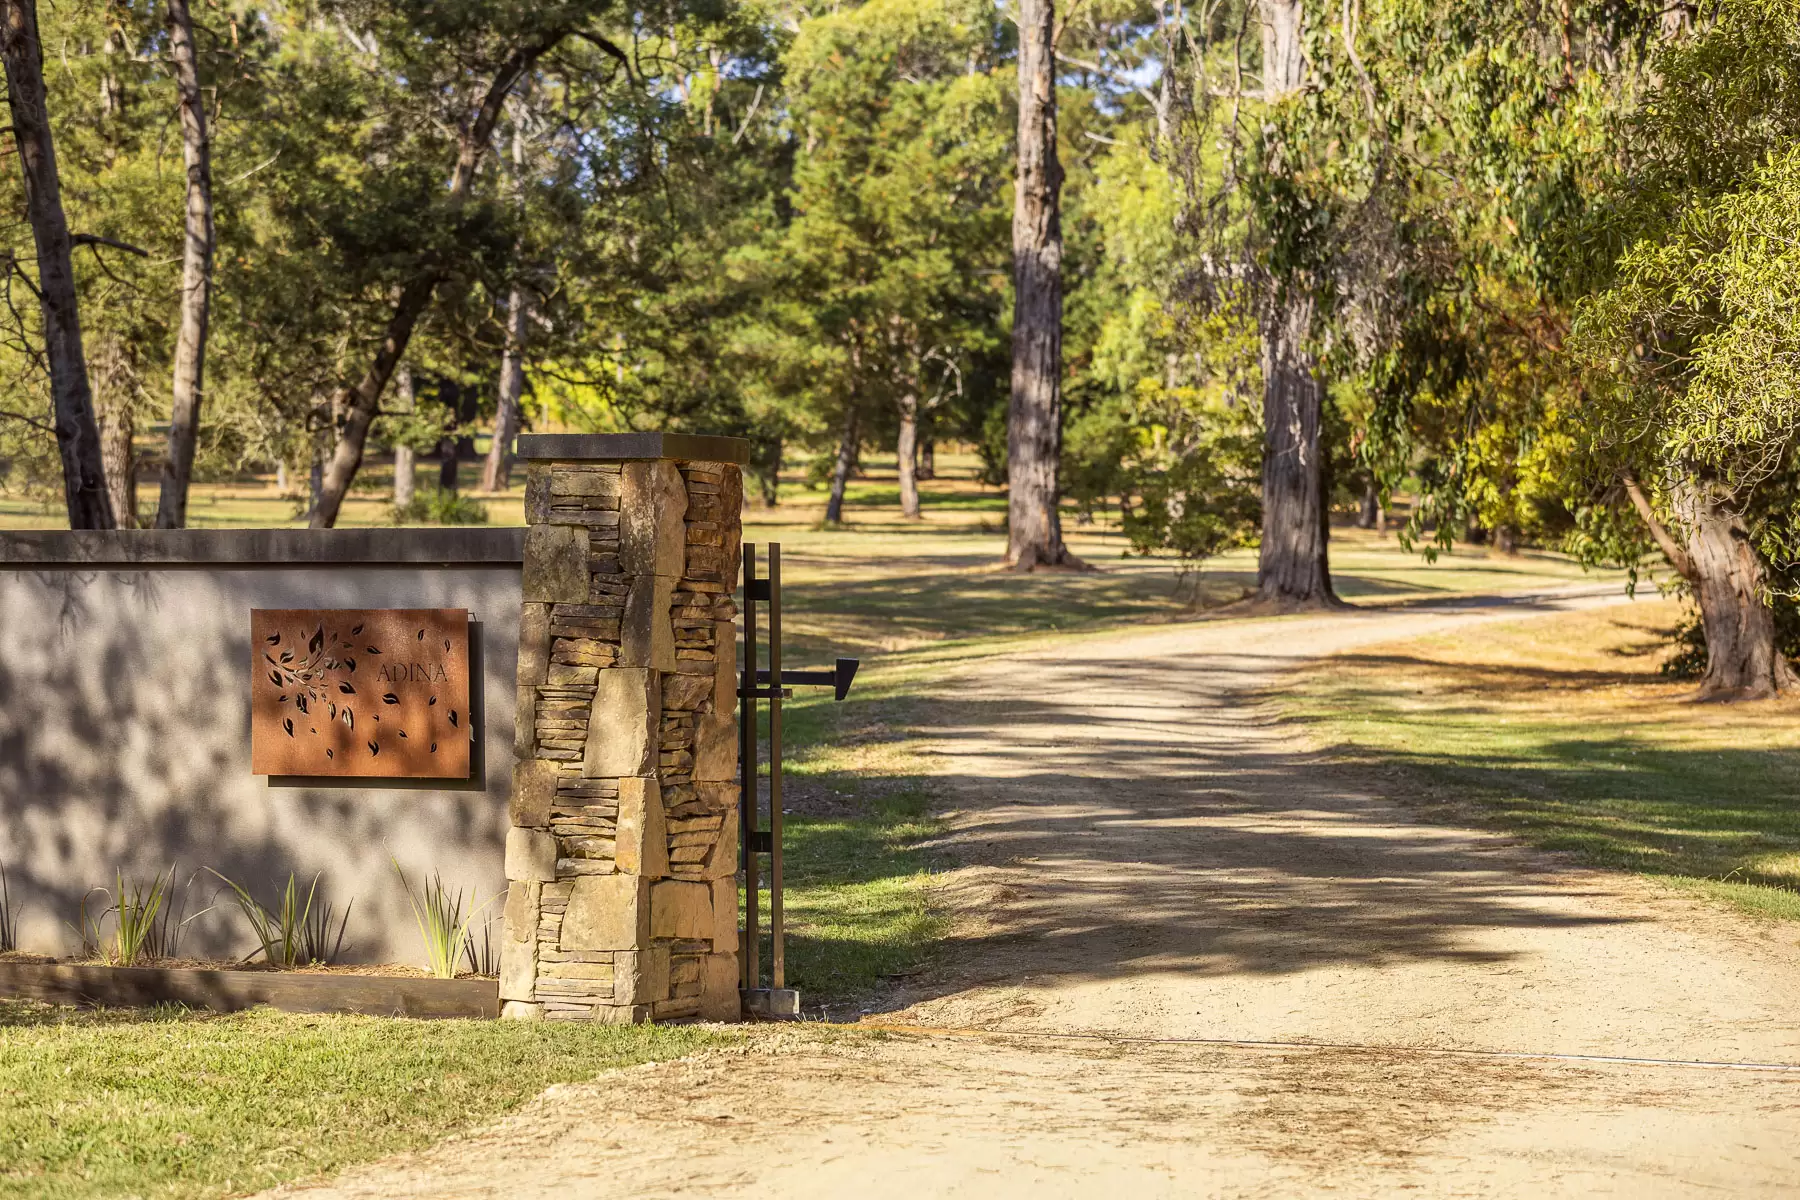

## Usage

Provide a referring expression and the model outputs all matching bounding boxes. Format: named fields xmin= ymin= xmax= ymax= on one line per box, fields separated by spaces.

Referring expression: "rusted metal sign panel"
xmin=251 ymin=609 xmax=472 ymax=778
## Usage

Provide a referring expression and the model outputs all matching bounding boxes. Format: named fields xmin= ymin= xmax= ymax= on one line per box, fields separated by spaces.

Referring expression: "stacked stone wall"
xmin=501 ymin=455 xmax=742 ymax=1022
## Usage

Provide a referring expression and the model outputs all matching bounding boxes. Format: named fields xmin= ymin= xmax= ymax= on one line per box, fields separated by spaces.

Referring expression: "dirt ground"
xmin=274 ymin=586 xmax=1800 ymax=1198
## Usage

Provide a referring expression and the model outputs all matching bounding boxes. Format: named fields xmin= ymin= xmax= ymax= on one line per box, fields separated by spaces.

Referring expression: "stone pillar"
xmin=501 ymin=433 xmax=748 ymax=1023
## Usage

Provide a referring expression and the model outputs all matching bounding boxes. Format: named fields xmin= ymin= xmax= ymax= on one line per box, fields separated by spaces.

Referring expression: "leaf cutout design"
xmin=329 ymin=701 xmax=337 ymax=720
xmin=367 ymin=646 xmax=381 ymax=655
xmin=264 ymin=653 xmax=280 ymax=667
xmin=444 ymin=638 xmax=451 ymax=652
xmin=309 ymin=627 xmax=324 ymax=654
xmin=338 ymin=682 xmax=355 ymax=694
xmin=268 ymin=670 xmax=282 ymax=686
xmin=278 ymin=694 xmax=287 ymax=703
xmin=283 ymin=717 xmax=294 ymax=737
xmin=343 ymin=709 xmax=355 ymax=730
xmin=346 ymin=657 xmax=356 ymax=673
xmin=296 ymin=695 xmax=309 ymax=714
xmin=383 ymin=693 xmax=399 ymax=705
xmin=265 ymin=633 xmax=281 ymax=646
xmin=416 ymin=629 xmax=425 ymax=641
xmin=352 ymin=622 xmax=364 ymax=636
xmin=368 ymin=741 xmax=379 ymax=757
xmin=280 ymin=650 xmax=294 ymax=663
xmin=430 ymin=742 xmax=437 ymax=754
xmin=428 ymin=695 xmax=437 ymax=707
xmin=325 ymin=748 xmax=333 ymax=759
xmin=448 ymin=710 xmax=459 ymax=728
xmin=396 ymin=729 xmax=408 ymax=739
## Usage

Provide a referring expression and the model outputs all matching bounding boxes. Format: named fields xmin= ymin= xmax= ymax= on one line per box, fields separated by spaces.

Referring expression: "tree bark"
xmin=94 ymin=338 xmax=135 ymax=528
xmin=919 ymin=438 xmax=935 ymax=480
xmin=1666 ymin=479 xmax=1796 ymax=699
xmin=438 ymin=435 xmax=459 ymax=492
xmin=757 ymin=438 xmax=781 ymax=507
xmin=152 ymin=0 xmax=214 ymax=529
xmin=1005 ymin=0 xmax=1079 ymax=570
xmin=1355 ymin=479 xmax=1378 ymax=529
xmin=825 ymin=409 xmax=858 ymax=525
xmin=481 ymin=284 xmax=530 ymax=493
xmin=2 ymin=0 xmax=114 ymax=528
xmin=1255 ymin=298 xmax=1338 ymax=608
xmin=308 ymin=38 xmax=558 ymax=528
xmin=393 ymin=364 xmax=416 ymax=512
xmin=896 ymin=392 xmax=921 ymax=520
xmin=1258 ymin=0 xmax=1307 ymax=96
xmin=1249 ymin=0 xmax=1332 ymax=608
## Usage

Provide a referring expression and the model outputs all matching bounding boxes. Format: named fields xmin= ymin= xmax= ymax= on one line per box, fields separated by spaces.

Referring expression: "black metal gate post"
xmin=738 ymin=541 xmax=858 ymax=1019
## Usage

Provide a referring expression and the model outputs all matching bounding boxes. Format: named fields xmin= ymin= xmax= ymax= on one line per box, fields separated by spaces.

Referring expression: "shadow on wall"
xmin=0 ymin=566 xmax=519 ymax=965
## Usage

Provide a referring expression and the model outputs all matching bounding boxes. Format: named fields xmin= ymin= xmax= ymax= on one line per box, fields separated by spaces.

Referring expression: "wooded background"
xmin=4 ymin=0 xmax=1800 ymax=696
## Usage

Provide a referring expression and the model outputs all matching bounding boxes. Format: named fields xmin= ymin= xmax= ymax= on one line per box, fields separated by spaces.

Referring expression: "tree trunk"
xmin=1255 ymin=298 xmax=1337 ymax=608
xmin=1258 ymin=0 xmax=1307 ymax=96
xmin=481 ymin=284 xmax=529 ymax=493
xmin=94 ymin=339 xmax=135 ymax=528
xmin=308 ymin=39 xmax=557 ymax=528
xmin=2 ymin=0 xmax=114 ymax=528
xmin=1005 ymin=0 xmax=1078 ymax=570
xmin=393 ymin=364 xmax=415 ymax=512
xmin=825 ymin=410 xmax=858 ymax=525
xmin=1493 ymin=525 xmax=1519 ymax=554
xmin=757 ymin=438 xmax=781 ymax=507
xmin=306 ymin=453 xmax=323 ymax=524
xmin=152 ymin=0 xmax=214 ymax=529
xmin=438 ymin=435 xmax=459 ymax=493
xmin=1355 ymin=480 xmax=1378 ymax=529
xmin=393 ymin=444 xmax=414 ymax=511
xmin=897 ymin=392 xmax=921 ymax=520
xmin=1667 ymin=480 xmax=1797 ymax=699
xmin=919 ymin=438 xmax=935 ymax=480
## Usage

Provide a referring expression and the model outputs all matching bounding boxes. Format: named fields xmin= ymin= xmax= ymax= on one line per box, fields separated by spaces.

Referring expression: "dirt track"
xmin=276 ymin=589 xmax=1800 ymax=1198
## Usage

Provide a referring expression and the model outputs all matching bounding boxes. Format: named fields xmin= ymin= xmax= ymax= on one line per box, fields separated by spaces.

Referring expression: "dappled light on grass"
xmin=0 ymin=1004 xmax=721 ymax=1200
xmin=1289 ymin=600 xmax=1800 ymax=916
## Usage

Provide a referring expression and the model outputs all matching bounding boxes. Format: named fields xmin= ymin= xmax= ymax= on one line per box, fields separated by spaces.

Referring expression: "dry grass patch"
xmin=1288 ymin=599 xmax=1800 ymax=918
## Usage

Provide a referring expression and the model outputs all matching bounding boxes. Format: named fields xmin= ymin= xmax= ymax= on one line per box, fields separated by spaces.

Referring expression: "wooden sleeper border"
xmin=0 ymin=962 xmax=498 ymax=1019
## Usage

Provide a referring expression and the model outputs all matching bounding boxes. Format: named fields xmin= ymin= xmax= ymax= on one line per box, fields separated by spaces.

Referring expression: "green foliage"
xmin=391 ymin=486 xmax=490 ymax=526
xmin=210 ymin=870 xmax=352 ymax=968
xmin=74 ymin=869 xmax=205 ymax=966
xmin=392 ymin=860 xmax=492 ymax=979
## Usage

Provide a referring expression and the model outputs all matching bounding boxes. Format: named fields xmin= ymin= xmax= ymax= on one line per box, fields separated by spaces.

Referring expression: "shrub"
xmin=390 ymin=486 xmax=488 ymax=526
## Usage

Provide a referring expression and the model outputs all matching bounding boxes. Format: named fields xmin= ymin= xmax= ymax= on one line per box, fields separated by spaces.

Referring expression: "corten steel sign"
xmin=251 ymin=609 xmax=472 ymax=778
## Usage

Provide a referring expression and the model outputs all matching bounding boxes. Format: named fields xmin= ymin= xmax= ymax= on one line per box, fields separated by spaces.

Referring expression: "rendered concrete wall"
xmin=0 ymin=531 xmax=522 ymax=965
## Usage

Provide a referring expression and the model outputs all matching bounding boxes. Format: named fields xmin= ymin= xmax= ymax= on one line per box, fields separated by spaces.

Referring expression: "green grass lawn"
xmin=0 ymin=1004 xmax=723 ymax=1200
xmin=1286 ymin=600 xmax=1800 ymax=922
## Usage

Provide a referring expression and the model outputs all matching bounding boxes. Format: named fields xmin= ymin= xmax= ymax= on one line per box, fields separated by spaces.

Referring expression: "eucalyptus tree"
xmin=1567 ymin=0 xmax=1800 ymax=697
xmin=1006 ymin=0 xmax=1077 ymax=567
xmin=152 ymin=0 xmax=215 ymax=528
xmin=0 ymin=0 xmax=114 ymax=527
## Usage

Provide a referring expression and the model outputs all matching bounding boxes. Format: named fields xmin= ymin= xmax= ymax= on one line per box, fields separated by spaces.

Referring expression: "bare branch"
xmin=71 ymin=233 xmax=150 ymax=257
